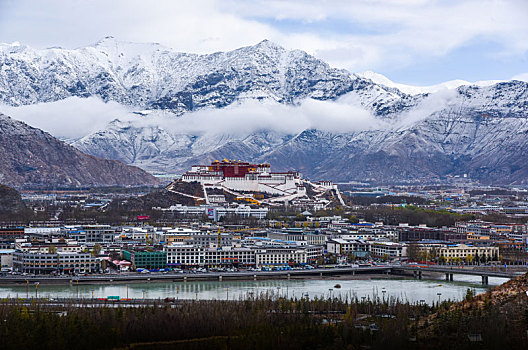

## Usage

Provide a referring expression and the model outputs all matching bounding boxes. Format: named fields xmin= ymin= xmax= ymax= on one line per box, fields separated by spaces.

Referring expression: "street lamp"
xmin=126 ymin=285 xmax=129 ymax=300
xmin=437 ymin=293 xmax=442 ymax=305
xmin=142 ymin=289 xmax=146 ymax=302
xmin=328 ymin=288 xmax=333 ymax=299
xmin=91 ymin=289 xmax=95 ymax=301
xmin=35 ymin=282 xmax=39 ymax=299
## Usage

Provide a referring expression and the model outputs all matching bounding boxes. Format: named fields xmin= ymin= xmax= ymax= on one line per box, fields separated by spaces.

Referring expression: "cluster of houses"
xmin=0 ymin=218 xmax=526 ymax=275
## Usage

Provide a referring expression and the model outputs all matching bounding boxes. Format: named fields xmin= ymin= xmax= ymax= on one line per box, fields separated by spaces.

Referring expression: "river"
xmin=0 ymin=275 xmax=510 ymax=304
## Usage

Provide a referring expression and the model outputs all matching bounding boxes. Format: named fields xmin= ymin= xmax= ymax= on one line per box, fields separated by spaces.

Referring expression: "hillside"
xmin=0 ymin=184 xmax=27 ymax=214
xmin=417 ymin=272 xmax=528 ymax=348
xmin=0 ymin=114 xmax=159 ymax=188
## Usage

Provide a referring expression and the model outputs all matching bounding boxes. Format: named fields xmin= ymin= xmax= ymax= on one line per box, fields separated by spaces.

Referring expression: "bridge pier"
xmin=287 ymin=273 xmax=291 ymax=280
xmin=445 ymin=273 xmax=453 ymax=281
xmin=418 ymin=271 xmax=422 ymax=280
xmin=481 ymin=275 xmax=488 ymax=285
xmin=219 ymin=275 xmax=222 ymax=281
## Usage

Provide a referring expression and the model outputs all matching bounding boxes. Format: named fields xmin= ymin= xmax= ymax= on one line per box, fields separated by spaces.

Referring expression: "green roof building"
xmin=122 ymin=250 xmax=167 ymax=270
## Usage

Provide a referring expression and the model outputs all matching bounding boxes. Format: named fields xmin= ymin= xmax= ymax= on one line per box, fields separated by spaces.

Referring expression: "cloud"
xmin=2 ymin=96 xmax=379 ymax=139
xmin=0 ymin=97 xmax=131 ymax=139
xmin=395 ymin=88 xmax=459 ymax=129
xmin=0 ymin=0 xmax=527 ymax=78
xmin=511 ymin=73 xmax=528 ymax=82
xmin=129 ymin=98 xmax=379 ymax=136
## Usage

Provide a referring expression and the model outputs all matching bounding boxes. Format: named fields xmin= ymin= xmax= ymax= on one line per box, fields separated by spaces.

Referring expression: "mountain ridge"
xmin=2 ymin=38 xmax=528 ymax=185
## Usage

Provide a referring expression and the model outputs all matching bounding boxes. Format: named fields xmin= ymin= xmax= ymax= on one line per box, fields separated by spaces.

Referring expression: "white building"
xmin=369 ymin=241 xmax=406 ymax=259
xmin=164 ymin=243 xmax=322 ymax=267
xmin=13 ymin=251 xmax=99 ymax=274
xmin=161 ymin=204 xmax=268 ymax=221
xmin=326 ymin=239 xmax=370 ymax=258
xmin=255 ymin=246 xmax=322 ymax=266
xmin=0 ymin=249 xmax=15 ymax=271
xmin=181 ymin=160 xmax=303 ymax=196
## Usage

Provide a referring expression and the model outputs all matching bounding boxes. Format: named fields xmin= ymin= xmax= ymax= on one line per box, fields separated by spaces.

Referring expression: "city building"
xmin=13 ymin=251 xmax=99 ymax=274
xmin=63 ymin=225 xmax=117 ymax=243
xmin=369 ymin=241 xmax=406 ymax=260
xmin=326 ymin=239 xmax=370 ymax=258
xmin=255 ymin=246 xmax=322 ymax=266
xmin=436 ymin=244 xmax=499 ymax=262
xmin=122 ymin=250 xmax=167 ymax=270
xmin=0 ymin=249 xmax=15 ymax=271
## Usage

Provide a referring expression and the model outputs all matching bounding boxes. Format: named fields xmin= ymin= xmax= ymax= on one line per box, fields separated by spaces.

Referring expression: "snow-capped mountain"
xmin=357 ymin=71 xmax=506 ymax=95
xmin=0 ymin=37 xmax=410 ymax=115
xmin=2 ymin=38 xmax=528 ymax=185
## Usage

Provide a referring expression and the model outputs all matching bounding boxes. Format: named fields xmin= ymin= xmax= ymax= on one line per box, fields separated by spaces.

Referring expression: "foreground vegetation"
xmin=1 ymin=276 xmax=527 ymax=350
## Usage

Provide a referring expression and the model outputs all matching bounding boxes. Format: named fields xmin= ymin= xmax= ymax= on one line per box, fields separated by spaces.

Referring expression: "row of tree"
xmin=0 ymin=287 xmax=527 ymax=350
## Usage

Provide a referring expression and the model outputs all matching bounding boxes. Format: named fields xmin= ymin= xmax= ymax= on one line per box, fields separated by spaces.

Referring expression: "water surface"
xmin=0 ymin=275 xmax=508 ymax=304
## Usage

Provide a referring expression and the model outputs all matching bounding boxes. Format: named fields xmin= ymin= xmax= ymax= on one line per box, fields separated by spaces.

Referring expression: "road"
xmin=0 ymin=266 xmax=392 ymax=285
xmin=2 ymin=265 xmax=524 ymax=285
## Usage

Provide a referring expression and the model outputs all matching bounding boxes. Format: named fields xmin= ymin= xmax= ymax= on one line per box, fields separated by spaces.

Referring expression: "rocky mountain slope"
xmin=2 ymin=38 xmax=528 ymax=184
xmin=0 ymin=113 xmax=159 ymax=188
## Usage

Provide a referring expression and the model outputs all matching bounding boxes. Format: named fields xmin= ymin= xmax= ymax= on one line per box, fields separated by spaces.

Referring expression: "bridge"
xmin=1 ymin=265 xmax=523 ymax=286
xmin=0 ymin=266 xmax=392 ymax=285
xmin=392 ymin=265 xmax=524 ymax=284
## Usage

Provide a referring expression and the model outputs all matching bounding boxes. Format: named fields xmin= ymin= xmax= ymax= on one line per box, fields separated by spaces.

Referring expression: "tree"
xmin=429 ymin=248 xmax=439 ymax=263
xmin=492 ymin=251 xmax=499 ymax=262
xmin=48 ymin=246 xmax=57 ymax=254
xmin=473 ymin=252 xmax=480 ymax=265
xmin=92 ymin=244 xmax=102 ymax=257
xmin=406 ymin=243 xmax=421 ymax=262
xmin=465 ymin=255 xmax=473 ymax=265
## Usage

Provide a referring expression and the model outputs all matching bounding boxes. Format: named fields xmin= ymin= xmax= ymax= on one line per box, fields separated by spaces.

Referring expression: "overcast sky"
xmin=0 ymin=0 xmax=527 ymax=85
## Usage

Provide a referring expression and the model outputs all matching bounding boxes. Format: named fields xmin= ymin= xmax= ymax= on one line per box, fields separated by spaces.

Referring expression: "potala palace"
xmin=167 ymin=159 xmax=345 ymax=211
